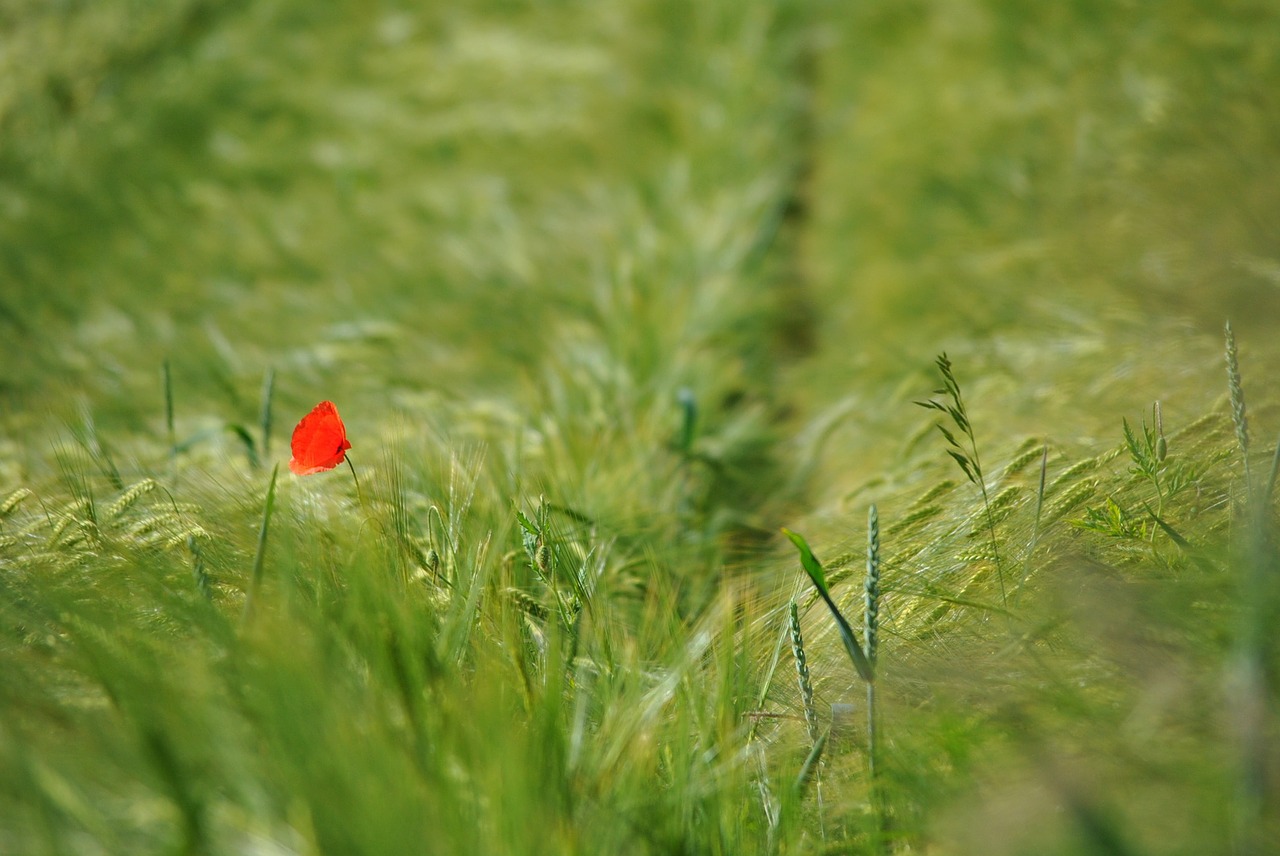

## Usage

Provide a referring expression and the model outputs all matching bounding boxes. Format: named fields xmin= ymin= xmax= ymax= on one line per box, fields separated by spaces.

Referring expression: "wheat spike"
xmin=865 ymin=505 xmax=880 ymax=670
xmin=789 ymin=601 xmax=819 ymax=744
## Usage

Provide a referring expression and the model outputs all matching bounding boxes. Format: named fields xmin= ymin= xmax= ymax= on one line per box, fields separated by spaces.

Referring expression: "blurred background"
xmin=3 ymin=0 xmax=1278 ymax=462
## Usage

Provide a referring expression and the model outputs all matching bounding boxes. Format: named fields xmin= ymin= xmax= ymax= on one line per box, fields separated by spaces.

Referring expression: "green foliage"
xmin=1079 ymin=405 xmax=1219 ymax=544
xmin=1123 ymin=405 xmax=1210 ymax=512
xmin=1078 ymin=495 xmax=1149 ymax=541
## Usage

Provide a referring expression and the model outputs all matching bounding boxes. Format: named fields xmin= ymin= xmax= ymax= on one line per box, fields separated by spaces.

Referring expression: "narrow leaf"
xmin=794 ymin=728 xmax=829 ymax=795
xmin=259 ymin=367 xmax=276 ymax=461
xmin=936 ymin=423 xmax=962 ymax=449
xmin=1141 ymin=502 xmax=1192 ymax=550
xmin=782 ymin=528 xmax=828 ymax=593
xmin=163 ymin=359 xmax=175 ymax=456
xmin=947 ymin=449 xmax=976 ymax=483
xmin=783 ymin=528 xmax=874 ymax=684
xmin=1142 ymin=502 xmax=1220 ymax=575
xmin=819 ymin=586 xmax=875 ymax=684
xmin=243 ymin=464 xmax=280 ymax=625
xmin=227 ymin=423 xmax=259 ymax=469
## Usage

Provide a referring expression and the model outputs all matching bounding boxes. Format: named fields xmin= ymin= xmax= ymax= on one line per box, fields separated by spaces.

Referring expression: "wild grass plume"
xmin=917 ymin=353 xmax=1007 ymax=608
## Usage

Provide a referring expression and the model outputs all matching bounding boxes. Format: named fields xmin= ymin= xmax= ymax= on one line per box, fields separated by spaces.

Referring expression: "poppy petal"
xmin=289 ymin=400 xmax=350 ymax=475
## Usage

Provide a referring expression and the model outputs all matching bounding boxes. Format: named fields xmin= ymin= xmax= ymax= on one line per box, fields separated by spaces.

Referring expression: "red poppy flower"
xmin=289 ymin=400 xmax=351 ymax=475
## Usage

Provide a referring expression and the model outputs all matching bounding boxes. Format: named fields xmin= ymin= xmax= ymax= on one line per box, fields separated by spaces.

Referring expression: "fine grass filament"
xmin=242 ymin=464 xmax=280 ymax=625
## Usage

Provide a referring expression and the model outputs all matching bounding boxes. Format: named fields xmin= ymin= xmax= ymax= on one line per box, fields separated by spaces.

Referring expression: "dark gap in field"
xmin=699 ymin=14 xmax=829 ymax=569
xmin=760 ymin=24 xmax=821 ymax=321
xmin=0 ymin=0 xmax=245 ymax=137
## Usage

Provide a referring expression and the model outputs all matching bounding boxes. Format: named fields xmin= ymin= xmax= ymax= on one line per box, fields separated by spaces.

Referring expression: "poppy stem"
xmin=345 ymin=454 xmax=365 ymax=508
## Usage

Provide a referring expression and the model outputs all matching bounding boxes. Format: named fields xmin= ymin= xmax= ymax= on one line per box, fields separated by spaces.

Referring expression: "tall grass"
xmin=918 ymin=353 xmax=1007 ymax=609
xmin=1222 ymin=323 xmax=1279 ymax=856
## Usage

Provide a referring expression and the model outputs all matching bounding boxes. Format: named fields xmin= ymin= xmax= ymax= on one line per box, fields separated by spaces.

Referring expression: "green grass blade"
xmin=163 ymin=359 xmax=175 ymax=458
xmin=782 ymin=527 xmax=828 ymax=592
xmin=793 ymin=728 xmax=828 ymax=796
xmin=242 ymin=463 xmax=280 ymax=624
xmin=1264 ymin=434 xmax=1280 ymax=511
xmin=227 ymin=423 xmax=260 ymax=470
xmin=677 ymin=387 xmax=697 ymax=453
xmin=782 ymin=528 xmax=874 ymax=684
xmin=259 ymin=367 xmax=275 ymax=462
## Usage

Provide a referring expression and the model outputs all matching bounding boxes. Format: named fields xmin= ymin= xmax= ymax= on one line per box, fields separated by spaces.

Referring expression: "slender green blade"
xmin=243 ymin=464 xmax=280 ymax=625
xmin=227 ymin=423 xmax=260 ymax=470
xmin=259 ymin=367 xmax=275 ymax=461
xmin=163 ymin=359 xmax=175 ymax=456
xmin=794 ymin=728 xmax=828 ymax=796
xmin=783 ymin=528 xmax=874 ymax=683
xmin=782 ymin=527 xmax=828 ymax=592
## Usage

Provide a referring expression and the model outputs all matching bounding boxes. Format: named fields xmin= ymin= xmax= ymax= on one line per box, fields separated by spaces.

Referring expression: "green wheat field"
xmin=2 ymin=1 xmax=1279 ymax=853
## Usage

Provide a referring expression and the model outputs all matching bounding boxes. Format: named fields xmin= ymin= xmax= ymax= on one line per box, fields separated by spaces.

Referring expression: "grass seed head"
xmin=789 ymin=601 xmax=819 ymax=744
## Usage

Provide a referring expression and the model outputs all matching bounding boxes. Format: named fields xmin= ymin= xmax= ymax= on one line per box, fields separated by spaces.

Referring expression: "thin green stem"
xmin=346 ymin=454 xmax=366 ymax=510
xmin=242 ymin=464 xmax=280 ymax=625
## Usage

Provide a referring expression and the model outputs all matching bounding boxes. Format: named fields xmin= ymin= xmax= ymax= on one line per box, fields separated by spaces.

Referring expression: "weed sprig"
xmin=918 ymin=353 xmax=1006 ymax=608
